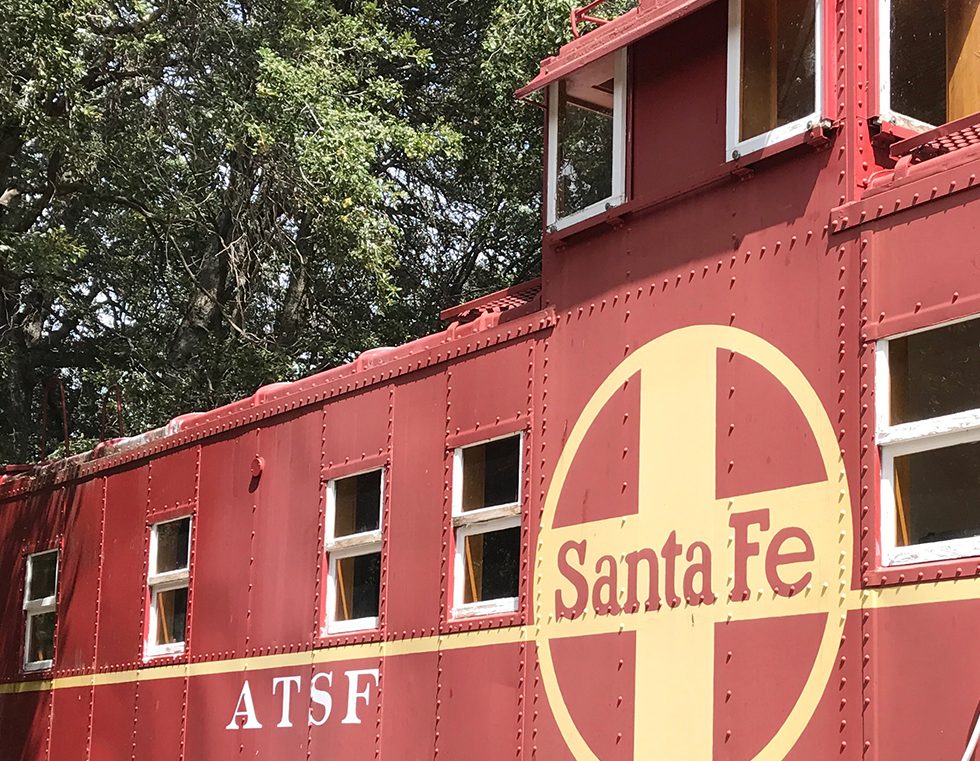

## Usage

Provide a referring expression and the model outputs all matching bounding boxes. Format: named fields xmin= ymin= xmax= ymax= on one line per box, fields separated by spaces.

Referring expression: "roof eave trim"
xmin=515 ymin=0 xmax=716 ymax=99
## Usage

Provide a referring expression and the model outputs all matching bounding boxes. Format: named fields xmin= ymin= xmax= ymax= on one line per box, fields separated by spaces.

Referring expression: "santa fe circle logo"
xmin=535 ymin=325 xmax=853 ymax=760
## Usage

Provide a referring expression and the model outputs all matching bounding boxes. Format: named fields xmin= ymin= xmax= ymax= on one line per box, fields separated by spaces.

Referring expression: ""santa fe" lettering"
xmin=555 ymin=508 xmax=815 ymax=617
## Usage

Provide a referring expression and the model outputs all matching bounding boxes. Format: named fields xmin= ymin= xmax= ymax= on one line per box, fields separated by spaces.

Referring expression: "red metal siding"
xmin=193 ymin=432 xmax=256 ymax=657
xmin=248 ymin=409 xmax=323 ymax=651
xmin=56 ymin=480 xmax=103 ymax=675
xmin=385 ymin=369 xmax=448 ymax=638
xmin=96 ymin=466 xmax=148 ymax=668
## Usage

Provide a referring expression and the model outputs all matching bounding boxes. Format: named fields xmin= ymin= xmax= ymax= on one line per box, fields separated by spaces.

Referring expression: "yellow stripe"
xmin=0 ymin=625 xmax=530 ymax=695
xmin=3 ymin=576 xmax=978 ymax=697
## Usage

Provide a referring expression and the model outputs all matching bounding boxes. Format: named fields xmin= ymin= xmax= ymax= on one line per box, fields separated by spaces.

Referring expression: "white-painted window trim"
xmin=323 ymin=468 xmax=384 ymax=636
xmin=876 ymin=0 xmax=940 ymax=132
xmin=145 ymin=516 xmax=191 ymax=660
xmin=726 ymin=0 xmax=824 ymax=159
xmin=23 ymin=549 xmax=58 ymax=672
xmin=451 ymin=434 xmax=523 ymax=619
xmin=546 ymin=48 xmax=628 ymax=231
xmin=877 ymin=329 xmax=980 ymax=566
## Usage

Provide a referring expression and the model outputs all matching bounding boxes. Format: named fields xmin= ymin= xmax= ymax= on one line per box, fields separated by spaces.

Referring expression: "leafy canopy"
xmin=0 ymin=0 xmax=576 ymax=462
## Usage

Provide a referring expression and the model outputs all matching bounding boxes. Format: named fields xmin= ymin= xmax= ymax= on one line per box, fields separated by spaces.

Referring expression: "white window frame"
xmin=876 ymin=320 xmax=980 ymax=566
xmin=145 ymin=516 xmax=191 ymax=660
xmin=877 ymin=0 xmax=943 ymax=133
xmin=546 ymin=48 xmax=628 ymax=231
xmin=23 ymin=549 xmax=58 ymax=672
xmin=726 ymin=0 xmax=825 ymax=159
xmin=451 ymin=433 xmax=523 ymax=619
xmin=323 ymin=468 xmax=384 ymax=635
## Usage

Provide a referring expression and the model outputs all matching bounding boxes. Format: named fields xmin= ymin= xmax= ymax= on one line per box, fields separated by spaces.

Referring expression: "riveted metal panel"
xmin=0 ymin=690 xmax=52 ymax=761
xmin=48 ymin=685 xmax=93 ymax=761
xmin=132 ymin=676 xmax=186 ymax=760
xmin=869 ymin=199 xmax=980 ymax=339
xmin=247 ymin=408 xmax=323 ymax=652
xmin=148 ymin=445 xmax=200 ymax=516
xmin=864 ymin=599 xmax=980 ymax=760
xmin=434 ymin=643 xmax=524 ymax=760
xmin=192 ymin=430 xmax=257 ymax=657
xmin=321 ymin=386 xmax=390 ymax=475
xmin=445 ymin=342 xmax=531 ymax=443
xmin=95 ymin=465 xmax=149 ymax=668
xmin=90 ymin=680 xmax=137 ymax=759
xmin=384 ymin=368 xmax=448 ymax=639
xmin=0 ymin=489 xmax=66 ymax=679
xmin=378 ymin=651 xmax=438 ymax=758
xmin=184 ymin=669 xmax=262 ymax=758
xmin=0 ymin=497 xmax=29 ymax=677
xmin=55 ymin=479 xmax=103 ymax=675
xmin=304 ymin=656 xmax=383 ymax=758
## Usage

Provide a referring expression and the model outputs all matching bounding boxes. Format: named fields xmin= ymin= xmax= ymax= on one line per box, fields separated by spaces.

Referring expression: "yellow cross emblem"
xmin=536 ymin=325 xmax=853 ymax=759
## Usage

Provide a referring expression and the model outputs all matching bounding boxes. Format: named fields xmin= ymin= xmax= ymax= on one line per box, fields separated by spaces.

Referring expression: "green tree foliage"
xmin=0 ymin=0 xmax=576 ymax=462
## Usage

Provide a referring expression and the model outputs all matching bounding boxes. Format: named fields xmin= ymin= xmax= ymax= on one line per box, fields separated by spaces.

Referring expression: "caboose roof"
xmin=515 ymin=0 xmax=714 ymax=99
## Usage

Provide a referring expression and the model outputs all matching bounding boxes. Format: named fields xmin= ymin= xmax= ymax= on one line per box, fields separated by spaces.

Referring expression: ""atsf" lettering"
xmin=226 ymin=668 xmax=379 ymax=730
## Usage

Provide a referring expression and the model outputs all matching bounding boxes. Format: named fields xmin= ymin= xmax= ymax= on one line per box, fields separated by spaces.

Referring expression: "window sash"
xmin=546 ymin=49 xmax=628 ymax=230
xmin=145 ymin=580 xmax=189 ymax=657
xmin=322 ymin=468 xmax=385 ymax=635
xmin=877 ymin=334 xmax=980 ymax=565
xmin=324 ymin=542 xmax=382 ymax=635
xmin=451 ymin=433 xmax=524 ymax=518
xmin=24 ymin=611 xmax=54 ymax=671
xmin=452 ymin=515 xmax=521 ymax=618
xmin=878 ymin=0 xmax=980 ymax=130
xmin=23 ymin=550 xmax=58 ymax=671
xmin=23 ymin=596 xmax=56 ymax=614
xmin=148 ymin=516 xmax=191 ymax=577
xmin=145 ymin=517 xmax=192 ymax=659
xmin=325 ymin=468 xmax=385 ymax=544
xmin=24 ymin=549 xmax=58 ymax=606
xmin=725 ymin=0 xmax=824 ymax=158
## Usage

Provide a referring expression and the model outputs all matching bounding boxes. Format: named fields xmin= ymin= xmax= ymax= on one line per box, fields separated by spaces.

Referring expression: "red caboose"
xmin=3 ymin=0 xmax=980 ymax=758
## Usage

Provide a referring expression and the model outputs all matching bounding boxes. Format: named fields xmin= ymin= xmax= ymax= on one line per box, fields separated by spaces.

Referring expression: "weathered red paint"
xmin=2 ymin=1 xmax=980 ymax=759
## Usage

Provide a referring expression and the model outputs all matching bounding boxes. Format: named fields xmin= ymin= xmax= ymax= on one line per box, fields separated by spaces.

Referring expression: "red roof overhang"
xmin=515 ymin=0 xmax=717 ymax=99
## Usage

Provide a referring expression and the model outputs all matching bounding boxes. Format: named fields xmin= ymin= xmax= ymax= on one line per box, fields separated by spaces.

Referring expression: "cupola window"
xmin=547 ymin=50 xmax=627 ymax=230
xmin=727 ymin=0 xmax=823 ymax=157
xmin=881 ymin=0 xmax=980 ymax=129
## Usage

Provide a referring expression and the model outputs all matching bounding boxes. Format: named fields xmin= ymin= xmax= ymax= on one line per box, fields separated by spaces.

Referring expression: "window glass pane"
xmin=28 ymin=552 xmax=57 ymax=601
xmin=154 ymin=586 xmax=188 ymax=645
xmin=947 ymin=0 xmax=980 ymax=121
xmin=462 ymin=526 xmax=520 ymax=604
xmin=27 ymin=611 xmax=55 ymax=663
xmin=890 ymin=0 xmax=947 ymax=125
xmin=891 ymin=0 xmax=980 ymax=125
xmin=557 ymin=83 xmax=614 ymax=218
xmin=889 ymin=319 xmax=980 ymax=425
xmin=555 ymin=53 xmax=618 ymax=221
xmin=333 ymin=470 xmax=382 ymax=537
xmin=739 ymin=0 xmax=816 ymax=141
xmin=155 ymin=518 xmax=190 ymax=574
xmin=461 ymin=437 xmax=520 ymax=512
xmin=893 ymin=441 xmax=980 ymax=546
xmin=334 ymin=552 xmax=381 ymax=622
